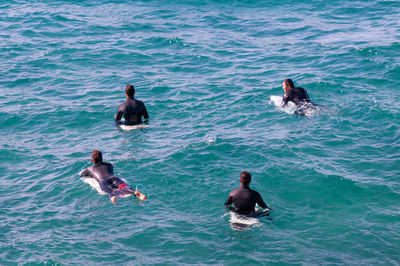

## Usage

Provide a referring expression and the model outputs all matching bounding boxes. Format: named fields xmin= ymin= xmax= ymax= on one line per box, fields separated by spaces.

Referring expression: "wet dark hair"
xmin=125 ymin=84 xmax=135 ymax=98
xmin=284 ymin=79 xmax=295 ymax=88
xmin=240 ymin=171 xmax=251 ymax=186
xmin=92 ymin=150 xmax=103 ymax=164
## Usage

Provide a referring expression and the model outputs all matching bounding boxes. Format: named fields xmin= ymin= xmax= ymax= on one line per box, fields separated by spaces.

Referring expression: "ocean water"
xmin=1 ymin=0 xmax=400 ymax=264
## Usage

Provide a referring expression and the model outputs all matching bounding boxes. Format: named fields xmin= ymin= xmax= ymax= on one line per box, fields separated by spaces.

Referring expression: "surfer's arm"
xmin=282 ymin=95 xmax=288 ymax=105
xmin=143 ymin=104 xmax=149 ymax=120
xmin=79 ymin=168 xmax=90 ymax=177
xmin=107 ymin=163 xmax=114 ymax=175
xmin=224 ymin=194 xmax=234 ymax=210
xmin=282 ymin=94 xmax=290 ymax=105
xmin=115 ymin=110 xmax=123 ymax=123
xmin=283 ymin=89 xmax=295 ymax=106
xmin=303 ymin=88 xmax=310 ymax=101
xmin=256 ymin=193 xmax=268 ymax=209
xmin=115 ymin=103 xmax=124 ymax=123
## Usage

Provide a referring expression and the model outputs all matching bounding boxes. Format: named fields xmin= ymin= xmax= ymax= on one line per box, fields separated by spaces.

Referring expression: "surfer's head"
xmin=91 ymin=150 xmax=103 ymax=164
xmin=240 ymin=171 xmax=251 ymax=187
xmin=125 ymin=84 xmax=135 ymax=99
xmin=283 ymin=79 xmax=294 ymax=93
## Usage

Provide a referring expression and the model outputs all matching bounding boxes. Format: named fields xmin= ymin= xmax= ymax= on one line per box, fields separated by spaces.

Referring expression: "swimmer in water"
xmin=79 ymin=150 xmax=147 ymax=204
xmin=225 ymin=171 xmax=268 ymax=215
xmin=115 ymin=84 xmax=149 ymax=126
xmin=282 ymin=79 xmax=311 ymax=106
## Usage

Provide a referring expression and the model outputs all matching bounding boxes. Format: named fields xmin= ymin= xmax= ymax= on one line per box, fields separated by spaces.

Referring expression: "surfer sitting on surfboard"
xmin=79 ymin=150 xmax=147 ymax=204
xmin=225 ymin=171 xmax=268 ymax=215
xmin=115 ymin=84 xmax=149 ymax=126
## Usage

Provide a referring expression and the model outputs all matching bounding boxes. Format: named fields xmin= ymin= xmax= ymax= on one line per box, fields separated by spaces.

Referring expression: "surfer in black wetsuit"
xmin=79 ymin=150 xmax=147 ymax=204
xmin=115 ymin=84 xmax=149 ymax=125
xmin=282 ymin=79 xmax=319 ymax=116
xmin=282 ymin=79 xmax=310 ymax=106
xmin=225 ymin=171 xmax=268 ymax=215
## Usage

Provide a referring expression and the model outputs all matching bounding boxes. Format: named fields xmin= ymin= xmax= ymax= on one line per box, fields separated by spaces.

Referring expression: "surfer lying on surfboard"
xmin=282 ymin=79 xmax=310 ymax=106
xmin=79 ymin=150 xmax=147 ymax=204
xmin=281 ymin=78 xmax=320 ymax=116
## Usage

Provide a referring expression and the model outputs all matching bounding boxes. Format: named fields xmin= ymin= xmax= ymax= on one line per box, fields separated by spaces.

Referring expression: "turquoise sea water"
xmin=1 ymin=0 xmax=400 ymax=264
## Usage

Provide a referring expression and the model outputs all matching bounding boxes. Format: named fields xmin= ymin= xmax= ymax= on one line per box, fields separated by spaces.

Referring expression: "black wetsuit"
xmin=115 ymin=98 xmax=149 ymax=125
xmin=80 ymin=162 xmax=136 ymax=198
xmin=283 ymin=87 xmax=310 ymax=106
xmin=225 ymin=187 xmax=268 ymax=215
xmin=80 ymin=162 xmax=114 ymax=182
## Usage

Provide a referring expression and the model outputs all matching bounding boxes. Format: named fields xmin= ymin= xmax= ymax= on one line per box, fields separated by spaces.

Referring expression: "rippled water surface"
xmin=1 ymin=0 xmax=400 ymax=264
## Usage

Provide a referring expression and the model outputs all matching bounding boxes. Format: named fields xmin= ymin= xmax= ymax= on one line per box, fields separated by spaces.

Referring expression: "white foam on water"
xmin=206 ymin=137 xmax=216 ymax=145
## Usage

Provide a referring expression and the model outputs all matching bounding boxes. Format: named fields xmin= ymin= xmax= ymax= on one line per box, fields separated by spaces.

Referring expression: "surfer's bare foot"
xmin=110 ymin=196 xmax=117 ymax=204
xmin=140 ymin=194 xmax=147 ymax=201
xmin=135 ymin=191 xmax=147 ymax=201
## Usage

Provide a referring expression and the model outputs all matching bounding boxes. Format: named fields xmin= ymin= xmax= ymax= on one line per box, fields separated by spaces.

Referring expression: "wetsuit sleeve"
xmin=115 ymin=104 xmax=124 ymax=122
xmin=107 ymin=163 xmax=114 ymax=174
xmin=224 ymin=193 xmax=234 ymax=210
xmin=142 ymin=103 xmax=149 ymax=119
xmin=303 ymin=88 xmax=310 ymax=101
xmin=283 ymin=90 xmax=293 ymax=105
xmin=283 ymin=94 xmax=289 ymax=105
xmin=79 ymin=168 xmax=90 ymax=177
xmin=256 ymin=192 xmax=268 ymax=209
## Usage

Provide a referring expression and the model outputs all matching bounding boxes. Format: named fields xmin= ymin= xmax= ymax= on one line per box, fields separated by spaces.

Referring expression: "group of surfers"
xmin=80 ymin=79 xmax=312 ymax=215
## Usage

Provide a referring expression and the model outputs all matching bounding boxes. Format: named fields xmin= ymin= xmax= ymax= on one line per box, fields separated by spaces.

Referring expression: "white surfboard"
xmin=229 ymin=212 xmax=261 ymax=231
xmin=270 ymin=95 xmax=284 ymax=107
xmin=118 ymin=124 xmax=149 ymax=131
xmin=270 ymin=95 xmax=297 ymax=114
xmin=82 ymin=177 xmax=106 ymax=195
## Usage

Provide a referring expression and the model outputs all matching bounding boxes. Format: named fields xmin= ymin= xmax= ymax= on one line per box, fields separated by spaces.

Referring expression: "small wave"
xmin=206 ymin=137 xmax=216 ymax=145
xmin=181 ymin=136 xmax=217 ymax=150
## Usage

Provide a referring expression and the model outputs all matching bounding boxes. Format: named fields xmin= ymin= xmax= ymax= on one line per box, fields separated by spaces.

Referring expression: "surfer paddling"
xmin=281 ymin=78 xmax=319 ymax=115
xmin=225 ymin=171 xmax=268 ymax=215
xmin=115 ymin=84 xmax=149 ymax=125
xmin=282 ymin=79 xmax=311 ymax=106
xmin=80 ymin=150 xmax=147 ymax=204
